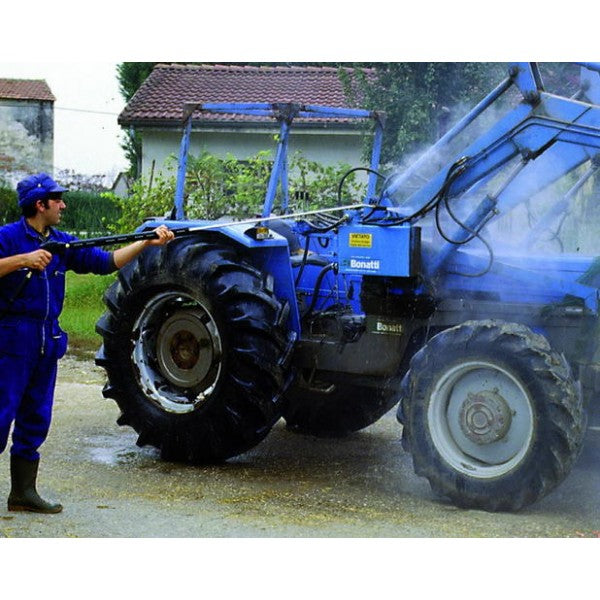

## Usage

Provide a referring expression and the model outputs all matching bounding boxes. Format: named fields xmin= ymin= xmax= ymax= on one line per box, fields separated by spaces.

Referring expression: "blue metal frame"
xmin=174 ymin=102 xmax=383 ymax=221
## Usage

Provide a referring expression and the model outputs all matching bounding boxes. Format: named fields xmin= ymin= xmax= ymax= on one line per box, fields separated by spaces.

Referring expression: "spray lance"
xmin=36 ymin=202 xmax=365 ymax=255
xmin=39 ymin=228 xmax=187 ymax=255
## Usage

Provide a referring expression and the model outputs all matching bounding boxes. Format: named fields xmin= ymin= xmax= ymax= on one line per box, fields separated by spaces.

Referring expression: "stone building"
xmin=0 ymin=78 xmax=56 ymax=176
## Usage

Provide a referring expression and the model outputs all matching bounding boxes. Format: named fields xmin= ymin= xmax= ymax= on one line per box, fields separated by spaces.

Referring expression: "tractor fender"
xmin=141 ymin=219 xmax=301 ymax=334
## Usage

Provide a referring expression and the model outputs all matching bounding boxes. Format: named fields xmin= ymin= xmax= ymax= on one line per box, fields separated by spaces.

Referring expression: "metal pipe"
xmin=262 ymin=120 xmax=290 ymax=217
xmin=200 ymin=102 xmax=375 ymax=121
xmin=174 ymin=115 xmax=193 ymax=220
xmin=281 ymin=132 xmax=290 ymax=212
xmin=301 ymin=105 xmax=374 ymax=118
xmin=367 ymin=117 xmax=384 ymax=200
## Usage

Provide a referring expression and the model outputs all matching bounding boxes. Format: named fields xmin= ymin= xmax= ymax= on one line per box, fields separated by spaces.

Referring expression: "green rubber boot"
xmin=7 ymin=455 xmax=63 ymax=514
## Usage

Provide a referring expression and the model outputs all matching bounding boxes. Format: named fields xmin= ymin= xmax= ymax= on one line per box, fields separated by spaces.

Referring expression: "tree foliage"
xmin=58 ymin=191 xmax=120 ymax=237
xmin=342 ymin=63 xmax=508 ymax=165
xmin=116 ymin=63 xmax=157 ymax=178
xmin=0 ymin=185 xmax=20 ymax=225
xmin=116 ymin=63 xmax=157 ymax=103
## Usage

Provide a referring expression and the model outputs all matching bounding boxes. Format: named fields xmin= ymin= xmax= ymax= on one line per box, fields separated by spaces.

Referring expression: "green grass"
xmin=61 ymin=271 xmax=116 ymax=357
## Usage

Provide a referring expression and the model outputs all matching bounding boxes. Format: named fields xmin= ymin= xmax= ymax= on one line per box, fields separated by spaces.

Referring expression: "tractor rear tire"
xmin=283 ymin=373 xmax=400 ymax=437
xmin=95 ymin=236 xmax=295 ymax=462
xmin=401 ymin=320 xmax=586 ymax=512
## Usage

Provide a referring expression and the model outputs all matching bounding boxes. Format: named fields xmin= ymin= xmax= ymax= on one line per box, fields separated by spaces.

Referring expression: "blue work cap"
xmin=16 ymin=173 xmax=67 ymax=208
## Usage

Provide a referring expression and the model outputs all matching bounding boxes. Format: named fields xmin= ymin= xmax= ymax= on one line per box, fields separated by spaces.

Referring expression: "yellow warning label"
xmin=349 ymin=233 xmax=373 ymax=248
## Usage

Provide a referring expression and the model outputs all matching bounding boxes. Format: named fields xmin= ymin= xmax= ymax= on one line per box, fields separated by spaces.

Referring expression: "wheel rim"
xmin=428 ymin=360 xmax=534 ymax=479
xmin=132 ymin=292 xmax=223 ymax=414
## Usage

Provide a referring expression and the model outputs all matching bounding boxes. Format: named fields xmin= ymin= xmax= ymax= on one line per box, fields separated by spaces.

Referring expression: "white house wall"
xmin=140 ymin=127 xmax=368 ymax=181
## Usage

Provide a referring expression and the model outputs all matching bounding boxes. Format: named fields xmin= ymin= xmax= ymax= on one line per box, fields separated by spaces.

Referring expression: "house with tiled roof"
xmin=119 ymin=64 xmax=376 ymax=182
xmin=0 ymin=78 xmax=56 ymax=176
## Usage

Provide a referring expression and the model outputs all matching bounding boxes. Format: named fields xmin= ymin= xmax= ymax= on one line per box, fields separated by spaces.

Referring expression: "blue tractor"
xmin=95 ymin=63 xmax=600 ymax=511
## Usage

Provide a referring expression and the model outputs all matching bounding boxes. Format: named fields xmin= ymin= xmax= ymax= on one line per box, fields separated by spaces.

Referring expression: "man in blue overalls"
xmin=0 ymin=172 xmax=174 ymax=513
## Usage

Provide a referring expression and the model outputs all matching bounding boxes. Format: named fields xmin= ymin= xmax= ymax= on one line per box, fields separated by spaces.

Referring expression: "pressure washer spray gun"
xmin=39 ymin=229 xmax=187 ymax=255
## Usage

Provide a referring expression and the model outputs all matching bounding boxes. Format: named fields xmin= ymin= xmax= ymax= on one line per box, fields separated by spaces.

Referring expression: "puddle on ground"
xmin=85 ymin=434 xmax=159 ymax=466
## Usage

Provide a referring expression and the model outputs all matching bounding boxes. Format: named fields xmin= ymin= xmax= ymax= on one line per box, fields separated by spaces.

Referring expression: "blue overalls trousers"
xmin=0 ymin=218 xmax=113 ymax=462
xmin=0 ymin=317 xmax=65 ymax=460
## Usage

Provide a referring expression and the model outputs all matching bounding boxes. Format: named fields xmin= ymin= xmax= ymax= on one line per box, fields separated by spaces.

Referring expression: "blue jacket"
xmin=0 ymin=218 xmax=115 ymax=357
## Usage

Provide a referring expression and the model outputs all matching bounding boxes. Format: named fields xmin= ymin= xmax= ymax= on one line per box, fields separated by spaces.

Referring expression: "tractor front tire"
xmin=95 ymin=236 xmax=295 ymax=462
xmin=401 ymin=320 xmax=586 ymax=511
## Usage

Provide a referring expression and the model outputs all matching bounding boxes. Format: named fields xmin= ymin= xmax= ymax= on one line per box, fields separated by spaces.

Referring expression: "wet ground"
xmin=0 ymin=354 xmax=599 ymax=538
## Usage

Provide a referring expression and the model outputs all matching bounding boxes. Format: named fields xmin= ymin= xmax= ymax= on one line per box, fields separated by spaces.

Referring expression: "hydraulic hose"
xmin=302 ymin=263 xmax=337 ymax=318
xmin=337 ymin=166 xmax=386 ymax=206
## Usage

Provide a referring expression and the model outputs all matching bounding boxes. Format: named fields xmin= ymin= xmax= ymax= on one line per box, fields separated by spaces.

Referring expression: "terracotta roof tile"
xmin=0 ymin=78 xmax=55 ymax=102
xmin=119 ymin=64 xmax=373 ymax=126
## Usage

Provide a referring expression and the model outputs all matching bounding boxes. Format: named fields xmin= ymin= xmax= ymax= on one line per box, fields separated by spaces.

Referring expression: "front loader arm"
xmin=383 ymin=89 xmax=600 ymax=275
